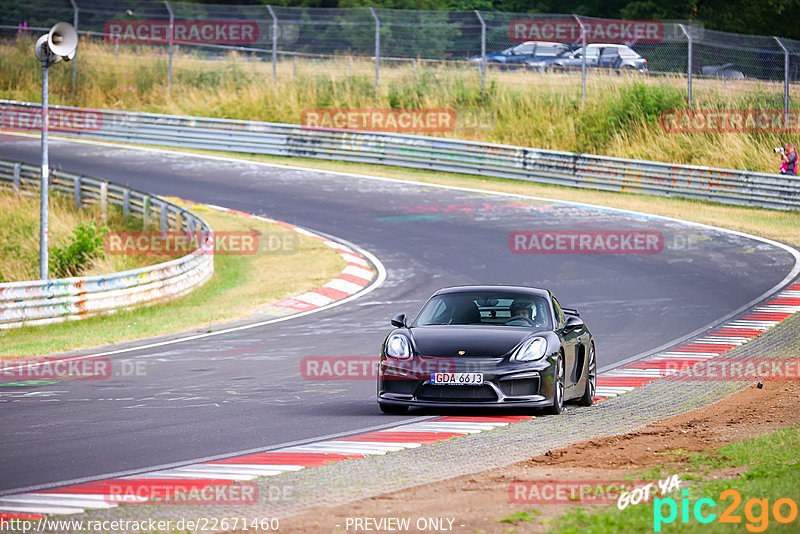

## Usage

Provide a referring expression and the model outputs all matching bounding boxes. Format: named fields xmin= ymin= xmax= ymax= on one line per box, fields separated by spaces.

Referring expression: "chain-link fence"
xmin=2 ymin=1 xmax=800 ymax=112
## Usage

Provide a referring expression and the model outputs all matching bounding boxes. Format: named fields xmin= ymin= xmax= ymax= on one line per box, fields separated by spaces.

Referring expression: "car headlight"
xmin=386 ymin=334 xmax=411 ymax=360
xmin=512 ymin=337 xmax=548 ymax=362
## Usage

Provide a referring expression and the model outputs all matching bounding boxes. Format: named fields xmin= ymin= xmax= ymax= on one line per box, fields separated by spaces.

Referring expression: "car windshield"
xmin=414 ymin=292 xmax=552 ymax=329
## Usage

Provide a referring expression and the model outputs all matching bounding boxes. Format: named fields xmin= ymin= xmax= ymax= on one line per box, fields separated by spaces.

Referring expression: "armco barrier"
xmin=2 ymin=100 xmax=798 ymax=210
xmin=0 ymin=159 xmax=214 ymax=329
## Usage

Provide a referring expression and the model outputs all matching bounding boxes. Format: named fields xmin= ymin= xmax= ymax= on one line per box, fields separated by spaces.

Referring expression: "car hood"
xmin=408 ymin=326 xmax=533 ymax=358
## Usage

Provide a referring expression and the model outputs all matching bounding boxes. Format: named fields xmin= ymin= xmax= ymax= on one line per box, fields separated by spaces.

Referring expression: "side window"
xmin=552 ymin=297 xmax=566 ymax=329
xmin=516 ymin=43 xmax=535 ymax=55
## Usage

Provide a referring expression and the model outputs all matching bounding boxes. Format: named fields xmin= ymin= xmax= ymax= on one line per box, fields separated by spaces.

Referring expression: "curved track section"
xmin=0 ymin=135 xmax=796 ymax=494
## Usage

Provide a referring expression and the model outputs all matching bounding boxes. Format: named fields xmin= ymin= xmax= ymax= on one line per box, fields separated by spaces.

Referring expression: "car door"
xmin=598 ymin=47 xmax=621 ymax=69
xmin=552 ymin=297 xmax=579 ymax=389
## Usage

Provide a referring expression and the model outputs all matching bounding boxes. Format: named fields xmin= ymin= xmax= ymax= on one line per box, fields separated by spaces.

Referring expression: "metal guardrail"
xmin=0 ymin=158 xmax=214 ymax=329
xmin=1 ymin=100 xmax=798 ymax=210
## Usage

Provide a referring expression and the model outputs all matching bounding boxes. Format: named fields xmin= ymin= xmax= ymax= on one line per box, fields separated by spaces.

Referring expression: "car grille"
xmin=382 ymin=379 xmax=418 ymax=395
xmin=416 ymin=384 xmax=497 ymax=402
xmin=499 ymin=377 xmax=540 ymax=397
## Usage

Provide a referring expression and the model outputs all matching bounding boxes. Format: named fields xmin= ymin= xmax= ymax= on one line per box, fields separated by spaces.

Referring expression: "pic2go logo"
xmin=654 ymin=489 xmax=798 ymax=532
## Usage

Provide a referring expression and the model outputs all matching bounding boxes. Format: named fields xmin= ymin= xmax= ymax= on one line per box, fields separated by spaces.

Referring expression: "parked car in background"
xmin=470 ymin=41 xmax=571 ymax=69
xmin=701 ymin=63 xmax=745 ymax=79
xmin=531 ymin=44 xmax=648 ymax=72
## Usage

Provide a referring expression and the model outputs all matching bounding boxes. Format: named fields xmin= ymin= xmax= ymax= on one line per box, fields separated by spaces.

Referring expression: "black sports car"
xmin=377 ymin=286 xmax=596 ymax=414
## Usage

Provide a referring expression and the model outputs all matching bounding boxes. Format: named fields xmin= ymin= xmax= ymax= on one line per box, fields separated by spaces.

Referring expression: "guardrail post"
xmin=164 ymin=0 xmax=174 ymax=92
xmin=73 ymin=175 xmax=82 ymax=207
xmin=774 ymin=36 xmax=790 ymax=126
xmin=99 ymin=181 xmax=108 ymax=222
xmin=12 ymin=163 xmax=20 ymax=195
xmin=475 ymin=10 xmax=486 ymax=93
xmin=679 ymin=24 xmax=693 ymax=108
xmin=369 ymin=7 xmax=380 ymax=93
xmin=160 ymin=202 xmax=168 ymax=234
xmin=573 ymin=14 xmax=587 ymax=107
xmin=143 ymin=195 xmax=150 ymax=229
xmin=122 ymin=188 xmax=130 ymax=220
xmin=267 ymin=5 xmax=277 ymax=83
xmin=69 ymin=0 xmax=78 ymax=92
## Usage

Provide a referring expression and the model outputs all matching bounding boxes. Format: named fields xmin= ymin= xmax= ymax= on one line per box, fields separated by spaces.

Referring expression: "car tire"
xmin=577 ymin=344 xmax=596 ymax=407
xmin=379 ymin=403 xmax=408 ymax=415
xmin=544 ymin=354 xmax=565 ymax=415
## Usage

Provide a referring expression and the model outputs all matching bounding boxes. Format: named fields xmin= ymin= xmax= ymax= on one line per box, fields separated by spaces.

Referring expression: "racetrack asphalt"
xmin=0 ymin=135 xmax=796 ymax=494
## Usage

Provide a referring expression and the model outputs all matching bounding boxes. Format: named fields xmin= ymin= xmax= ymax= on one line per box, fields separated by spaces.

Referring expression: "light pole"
xmin=34 ymin=22 xmax=78 ymax=280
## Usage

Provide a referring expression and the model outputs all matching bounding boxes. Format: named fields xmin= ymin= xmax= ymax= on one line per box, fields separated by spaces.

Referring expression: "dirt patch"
xmin=270 ymin=381 xmax=800 ymax=534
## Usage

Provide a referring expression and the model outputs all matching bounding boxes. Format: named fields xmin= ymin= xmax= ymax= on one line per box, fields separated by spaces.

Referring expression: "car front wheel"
xmin=577 ymin=344 xmax=596 ymax=406
xmin=544 ymin=354 xmax=565 ymax=415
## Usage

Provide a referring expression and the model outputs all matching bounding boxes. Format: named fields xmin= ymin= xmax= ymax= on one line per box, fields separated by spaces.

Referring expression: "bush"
xmin=578 ymin=81 xmax=685 ymax=151
xmin=51 ymin=221 xmax=107 ymax=278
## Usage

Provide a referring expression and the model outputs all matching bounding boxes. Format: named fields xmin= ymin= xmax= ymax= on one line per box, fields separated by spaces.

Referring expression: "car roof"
xmin=586 ymin=43 xmax=631 ymax=49
xmin=432 ymin=285 xmax=551 ymax=299
xmin=517 ymin=41 xmax=568 ymax=46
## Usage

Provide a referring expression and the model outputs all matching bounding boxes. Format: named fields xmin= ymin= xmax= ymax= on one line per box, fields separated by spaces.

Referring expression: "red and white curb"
xmin=181 ymin=200 xmax=377 ymax=314
xmin=595 ymin=283 xmax=800 ymax=399
xmin=0 ymin=416 xmax=532 ymax=518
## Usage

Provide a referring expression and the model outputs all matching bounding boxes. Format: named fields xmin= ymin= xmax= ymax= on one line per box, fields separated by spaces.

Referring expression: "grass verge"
xmin=546 ymin=426 xmax=800 ymax=533
xmin=0 ymin=198 xmax=345 ymax=358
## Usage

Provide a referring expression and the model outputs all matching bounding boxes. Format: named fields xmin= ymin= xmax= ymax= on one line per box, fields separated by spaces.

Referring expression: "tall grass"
xmin=1 ymin=36 xmax=798 ymax=173
xmin=0 ymin=189 xmax=176 ymax=283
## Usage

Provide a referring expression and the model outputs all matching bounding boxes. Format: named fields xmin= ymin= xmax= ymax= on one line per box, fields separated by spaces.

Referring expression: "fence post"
xmin=73 ymin=175 xmax=82 ymax=208
xmin=99 ymin=181 xmax=108 ymax=222
xmin=13 ymin=163 xmax=20 ymax=195
xmin=164 ymin=0 xmax=174 ymax=92
xmin=369 ymin=7 xmax=380 ymax=93
xmin=69 ymin=0 xmax=78 ymax=92
xmin=122 ymin=188 xmax=131 ymax=220
xmin=679 ymin=24 xmax=693 ymax=108
xmin=160 ymin=202 xmax=168 ymax=234
xmin=267 ymin=5 xmax=277 ymax=83
xmin=774 ymin=36 xmax=790 ymax=126
xmin=475 ymin=10 xmax=486 ymax=93
xmin=143 ymin=195 xmax=150 ymax=229
xmin=573 ymin=14 xmax=586 ymax=107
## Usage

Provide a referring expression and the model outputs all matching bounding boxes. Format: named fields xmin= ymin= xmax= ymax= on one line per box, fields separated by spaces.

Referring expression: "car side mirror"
xmin=391 ymin=313 xmax=407 ymax=328
xmin=565 ymin=315 xmax=584 ymax=331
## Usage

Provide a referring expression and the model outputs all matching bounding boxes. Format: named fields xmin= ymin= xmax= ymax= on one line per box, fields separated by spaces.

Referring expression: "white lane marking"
xmin=0 ymin=494 xmax=115 ymax=508
xmin=201 ymin=463 xmax=306 ymax=472
xmin=0 ymin=503 xmax=87 ymax=515
xmin=602 ymin=370 xmax=664 ymax=378
xmin=595 ymin=386 xmax=636 ymax=394
xmin=692 ymin=338 xmax=749 ymax=344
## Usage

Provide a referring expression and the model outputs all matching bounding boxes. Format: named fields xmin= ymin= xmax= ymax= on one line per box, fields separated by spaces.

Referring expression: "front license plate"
xmin=430 ymin=372 xmax=484 ymax=385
